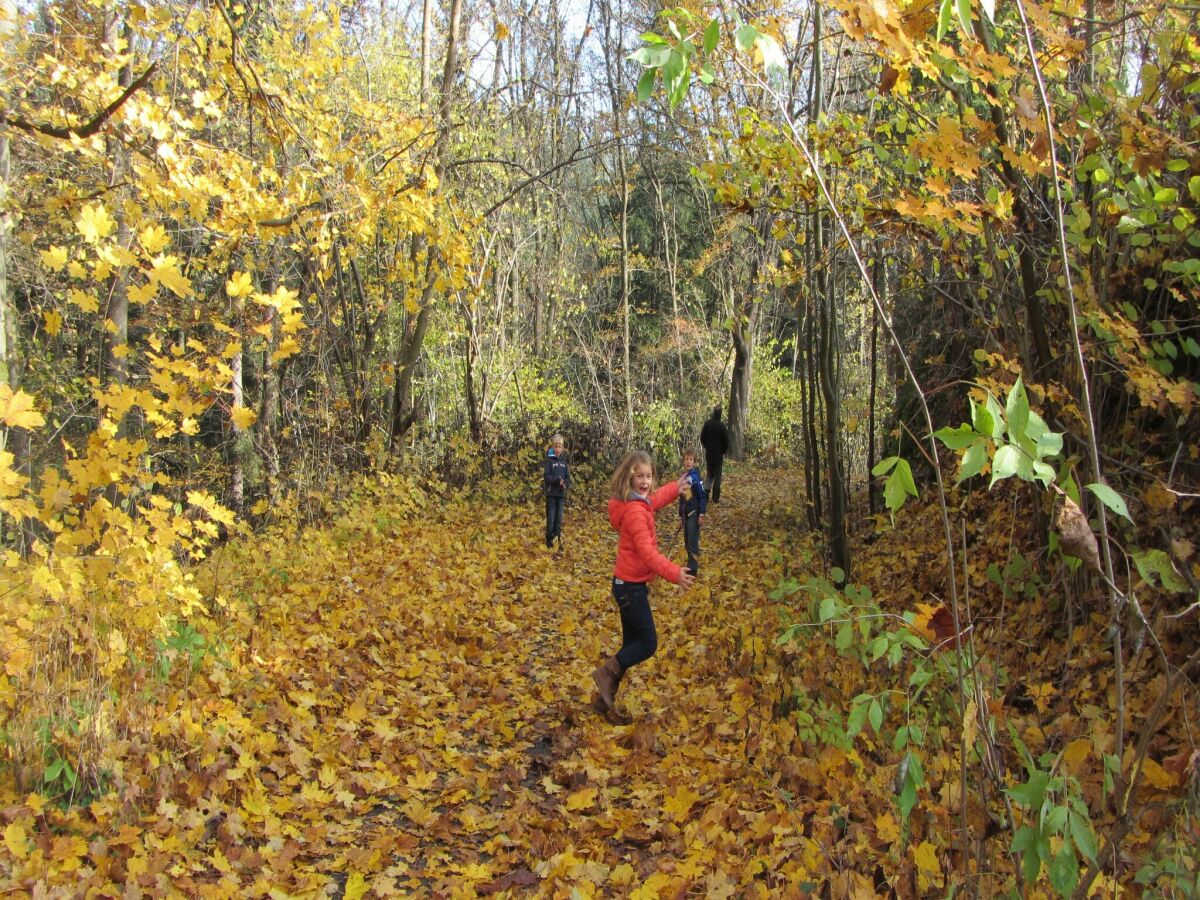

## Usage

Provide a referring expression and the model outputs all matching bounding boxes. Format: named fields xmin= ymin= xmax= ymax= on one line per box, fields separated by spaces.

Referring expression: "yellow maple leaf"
xmin=0 ymin=385 xmax=46 ymax=430
xmin=150 ymin=255 xmax=193 ymax=297
xmin=272 ymin=337 xmax=301 ymax=361
xmin=913 ymin=840 xmax=941 ymax=891
xmin=1061 ymin=738 xmax=1092 ymax=773
xmin=230 ymin=406 xmax=257 ymax=430
xmin=241 ymin=786 xmax=269 ymax=818
xmin=3 ymin=822 xmax=28 ymax=859
xmin=663 ymin=786 xmax=700 ymax=823
xmin=875 ymin=811 xmax=900 ymax=845
xmin=1028 ymin=682 xmax=1054 ymax=714
xmin=566 ymin=786 xmax=597 ymax=811
xmin=343 ymin=871 xmax=368 ymax=900
xmin=76 ymin=203 xmax=116 ymax=243
xmin=67 ymin=288 xmax=99 ymax=313
xmin=226 ymin=271 xmax=254 ymax=298
xmin=609 ymin=863 xmax=636 ymax=886
xmin=630 ymin=873 xmax=672 ymax=900
xmin=40 ymin=245 xmax=69 ymax=271
xmin=129 ymin=280 xmax=158 ymax=304
xmin=1141 ymin=758 xmax=1179 ymax=790
xmin=43 ymin=309 xmax=63 ymax=337
xmin=460 ymin=862 xmax=492 ymax=881
xmin=139 ymin=224 xmax=170 ymax=254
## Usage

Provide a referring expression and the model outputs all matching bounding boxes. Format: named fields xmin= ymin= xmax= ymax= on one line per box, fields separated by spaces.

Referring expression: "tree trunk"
xmin=0 ymin=136 xmax=34 ymax=554
xmin=867 ymin=256 xmax=882 ymax=517
xmin=389 ymin=0 xmax=463 ymax=454
xmin=420 ymin=0 xmax=434 ymax=111
xmin=813 ymin=6 xmax=849 ymax=582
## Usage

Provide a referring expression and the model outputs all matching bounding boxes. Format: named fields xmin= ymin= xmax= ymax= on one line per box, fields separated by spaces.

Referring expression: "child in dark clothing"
xmin=543 ymin=434 xmax=569 ymax=549
xmin=678 ymin=449 xmax=707 ymax=576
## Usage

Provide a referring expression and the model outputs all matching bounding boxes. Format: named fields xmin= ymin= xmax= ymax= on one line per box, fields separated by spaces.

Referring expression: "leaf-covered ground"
xmin=1 ymin=468 xmax=867 ymax=895
xmin=2 ymin=466 xmax=1194 ymax=895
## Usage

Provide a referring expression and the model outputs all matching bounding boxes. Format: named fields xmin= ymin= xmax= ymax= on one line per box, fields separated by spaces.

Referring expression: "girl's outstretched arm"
xmin=650 ymin=478 xmax=684 ymax=512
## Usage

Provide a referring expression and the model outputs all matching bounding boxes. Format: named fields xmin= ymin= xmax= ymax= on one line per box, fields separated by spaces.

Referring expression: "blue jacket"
xmin=544 ymin=449 xmax=570 ymax=497
xmin=678 ymin=466 xmax=708 ymax=517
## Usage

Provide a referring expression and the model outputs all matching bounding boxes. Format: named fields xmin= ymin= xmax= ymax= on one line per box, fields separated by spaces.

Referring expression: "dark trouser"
xmin=545 ymin=495 xmax=564 ymax=546
xmin=682 ymin=512 xmax=701 ymax=575
xmin=705 ymin=454 xmax=724 ymax=503
xmin=613 ymin=579 xmax=657 ymax=671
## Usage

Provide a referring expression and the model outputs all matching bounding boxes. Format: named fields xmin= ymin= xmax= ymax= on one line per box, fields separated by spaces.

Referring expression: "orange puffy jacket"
xmin=608 ymin=482 xmax=685 ymax=585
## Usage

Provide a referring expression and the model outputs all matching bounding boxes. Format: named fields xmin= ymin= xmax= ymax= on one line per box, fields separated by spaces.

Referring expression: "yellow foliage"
xmin=0 ymin=386 xmax=46 ymax=430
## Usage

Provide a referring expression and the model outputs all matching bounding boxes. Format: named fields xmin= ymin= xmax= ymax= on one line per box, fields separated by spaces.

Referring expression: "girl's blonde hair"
xmin=608 ymin=450 xmax=654 ymax=500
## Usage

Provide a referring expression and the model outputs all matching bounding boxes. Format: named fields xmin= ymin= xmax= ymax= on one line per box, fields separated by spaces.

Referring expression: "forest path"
xmin=10 ymin=466 xmax=876 ymax=896
xmin=237 ymin=464 xmax=837 ymax=896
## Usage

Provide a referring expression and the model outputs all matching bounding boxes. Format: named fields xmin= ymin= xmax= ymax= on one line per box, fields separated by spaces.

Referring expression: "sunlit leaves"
xmin=149 ymin=255 xmax=192 ymax=297
xmin=40 ymin=246 xmax=69 ymax=271
xmin=0 ymin=385 xmax=45 ymax=430
xmin=74 ymin=203 xmax=115 ymax=243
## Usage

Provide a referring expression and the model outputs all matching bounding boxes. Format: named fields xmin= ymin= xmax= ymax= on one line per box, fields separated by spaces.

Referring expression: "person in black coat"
xmin=699 ymin=406 xmax=730 ymax=504
xmin=543 ymin=434 xmax=570 ymax=548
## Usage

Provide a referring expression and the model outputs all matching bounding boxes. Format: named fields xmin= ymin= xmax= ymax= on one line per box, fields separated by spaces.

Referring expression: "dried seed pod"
xmin=1056 ymin=495 xmax=1102 ymax=574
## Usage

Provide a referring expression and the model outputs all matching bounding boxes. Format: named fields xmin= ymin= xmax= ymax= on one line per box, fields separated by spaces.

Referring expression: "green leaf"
xmin=847 ymin=698 xmax=869 ymax=737
xmin=735 ymin=23 xmax=759 ymax=51
xmin=630 ymin=45 xmax=672 ymax=68
xmin=636 ymin=68 xmax=657 ymax=102
xmin=990 ymin=444 xmax=1020 ymax=486
xmin=1044 ymin=805 xmax=1068 ymax=833
xmin=1049 ymin=844 xmax=1079 ymax=896
xmin=1086 ymin=483 xmax=1133 ymax=524
xmin=640 ymin=31 xmax=668 ymax=45
xmin=703 ymin=19 xmax=719 ymax=54
xmin=1005 ymin=376 xmax=1030 ymax=443
xmin=872 ymin=455 xmax=899 ymax=476
xmin=959 ymin=443 xmax=987 ymax=483
xmin=883 ymin=458 xmax=919 ymax=516
xmin=936 ymin=0 xmax=953 ymax=41
xmin=933 ymin=423 xmax=979 ymax=450
xmin=45 ymin=758 xmax=63 ymax=782
xmin=818 ymin=595 xmax=839 ymax=623
xmin=1069 ymin=810 xmax=1098 ymax=863
xmin=1007 ymin=770 xmax=1050 ymax=809
xmin=955 ymin=0 xmax=972 ymax=34
xmin=698 ymin=62 xmax=715 ymax=84
xmin=1132 ymin=548 xmax=1189 ymax=592
xmin=836 ymin=621 xmax=853 ymax=651
xmin=868 ymin=698 xmax=884 ymax=733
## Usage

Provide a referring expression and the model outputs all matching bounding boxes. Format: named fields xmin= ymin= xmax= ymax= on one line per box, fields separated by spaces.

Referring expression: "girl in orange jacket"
xmin=591 ymin=450 xmax=695 ymax=721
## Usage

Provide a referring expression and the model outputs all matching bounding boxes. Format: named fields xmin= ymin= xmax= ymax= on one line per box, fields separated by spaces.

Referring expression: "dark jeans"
xmin=682 ymin=512 xmax=701 ymax=575
xmin=705 ymin=455 xmax=724 ymax=503
xmin=612 ymin=579 xmax=657 ymax=671
xmin=545 ymin=495 xmax=564 ymax=546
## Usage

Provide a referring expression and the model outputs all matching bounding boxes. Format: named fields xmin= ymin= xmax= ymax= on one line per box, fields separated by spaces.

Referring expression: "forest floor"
xmin=2 ymin=465 xmax=1194 ymax=896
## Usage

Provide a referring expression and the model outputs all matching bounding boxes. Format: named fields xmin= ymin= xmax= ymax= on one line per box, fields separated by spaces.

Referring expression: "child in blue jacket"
xmin=678 ymin=449 xmax=708 ymax=575
xmin=544 ymin=434 xmax=570 ymax=548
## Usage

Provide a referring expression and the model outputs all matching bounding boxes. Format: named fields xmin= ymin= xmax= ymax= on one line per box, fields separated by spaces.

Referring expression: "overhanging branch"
xmin=3 ymin=61 xmax=159 ymax=140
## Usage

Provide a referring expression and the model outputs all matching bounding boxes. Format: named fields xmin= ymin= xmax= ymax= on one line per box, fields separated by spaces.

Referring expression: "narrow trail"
xmin=233 ymin=466 xmax=832 ymax=896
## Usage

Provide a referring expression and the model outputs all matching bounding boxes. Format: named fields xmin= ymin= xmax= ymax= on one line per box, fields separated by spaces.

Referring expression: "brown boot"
xmin=591 ymin=656 xmax=622 ymax=712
